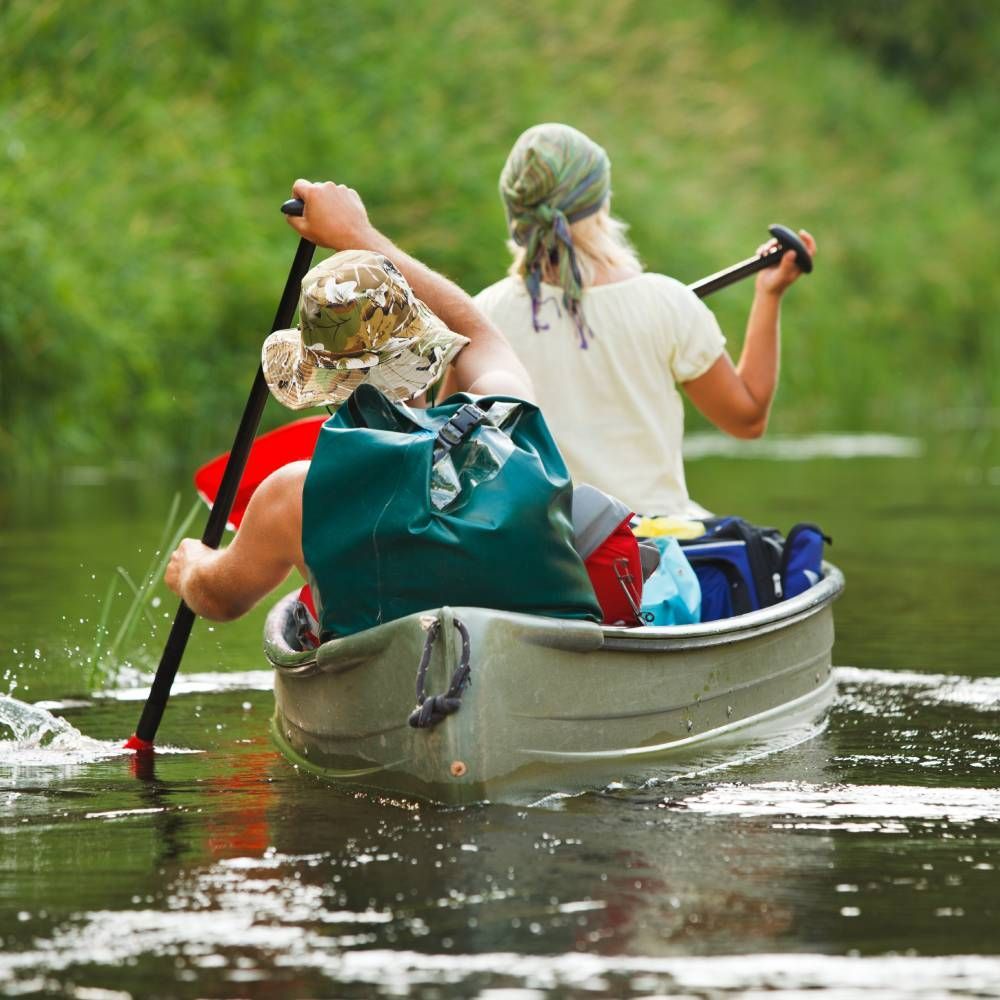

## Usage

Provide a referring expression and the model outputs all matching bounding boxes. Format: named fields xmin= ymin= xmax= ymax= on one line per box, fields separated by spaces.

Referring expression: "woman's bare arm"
xmin=683 ymin=230 xmax=816 ymax=438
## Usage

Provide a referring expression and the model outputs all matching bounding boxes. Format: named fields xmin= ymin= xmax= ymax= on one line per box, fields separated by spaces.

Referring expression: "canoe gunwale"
xmin=601 ymin=562 xmax=844 ymax=651
xmin=264 ymin=593 xmax=320 ymax=671
xmin=264 ymin=563 xmax=844 ymax=671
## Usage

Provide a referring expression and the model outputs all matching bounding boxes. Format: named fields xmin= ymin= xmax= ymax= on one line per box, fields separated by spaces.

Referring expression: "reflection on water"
xmin=0 ymin=431 xmax=997 ymax=996
xmin=1 ymin=666 xmax=998 ymax=997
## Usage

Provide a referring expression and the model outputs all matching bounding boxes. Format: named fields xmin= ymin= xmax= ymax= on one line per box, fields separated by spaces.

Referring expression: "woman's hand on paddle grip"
xmin=286 ymin=179 xmax=377 ymax=249
xmin=755 ymin=229 xmax=816 ymax=296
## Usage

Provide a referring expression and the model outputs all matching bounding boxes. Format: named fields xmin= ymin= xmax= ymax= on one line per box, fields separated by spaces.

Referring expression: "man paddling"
xmin=287 ymin=179 xmax=533 ymax=401
xmin=165 ymin=181 xmax=534 ymax=621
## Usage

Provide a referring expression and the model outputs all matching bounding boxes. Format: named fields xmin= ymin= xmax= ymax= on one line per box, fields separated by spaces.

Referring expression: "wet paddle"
xmin=192 ymin=222 xmax=814 ymax=527
xmin=124 ymin=219 xmax=316 ymax=751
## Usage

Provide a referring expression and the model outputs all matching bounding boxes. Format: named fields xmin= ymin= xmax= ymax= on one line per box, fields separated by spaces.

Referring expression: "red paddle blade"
xmin=193 ymin=415 xmax=326 ymax=530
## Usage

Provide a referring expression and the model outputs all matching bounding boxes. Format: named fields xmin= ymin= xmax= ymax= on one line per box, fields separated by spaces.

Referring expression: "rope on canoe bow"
xmin=408 ymin=616 xmax=472 ymax=729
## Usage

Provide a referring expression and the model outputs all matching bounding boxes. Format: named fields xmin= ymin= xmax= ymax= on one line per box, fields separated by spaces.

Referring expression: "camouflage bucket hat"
xmin=262 ymin=250 xmax=469 ymax=410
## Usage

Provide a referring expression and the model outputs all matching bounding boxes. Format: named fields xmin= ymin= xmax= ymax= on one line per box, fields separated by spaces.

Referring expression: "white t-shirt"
xmin=474 ymin=273 xmax=726 ymax=516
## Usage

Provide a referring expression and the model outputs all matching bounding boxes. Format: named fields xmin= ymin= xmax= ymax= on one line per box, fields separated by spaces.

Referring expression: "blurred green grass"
xmin=1 ymin=0 xmax=996 ymax=474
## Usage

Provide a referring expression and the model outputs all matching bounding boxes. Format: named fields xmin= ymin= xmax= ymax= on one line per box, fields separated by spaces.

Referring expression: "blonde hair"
xmin=507 ymin=203 xmax=643 ymax=287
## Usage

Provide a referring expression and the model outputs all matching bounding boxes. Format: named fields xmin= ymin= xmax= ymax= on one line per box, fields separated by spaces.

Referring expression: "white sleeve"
xmin=472 ymin=280 xmax=503 ymax=319
xmin=653 ymin=275 xmax=727 ymax=383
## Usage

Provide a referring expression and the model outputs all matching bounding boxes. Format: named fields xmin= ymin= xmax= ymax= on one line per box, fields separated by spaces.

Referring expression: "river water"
xmin=1 ymin=428 xmax=998 ymax=998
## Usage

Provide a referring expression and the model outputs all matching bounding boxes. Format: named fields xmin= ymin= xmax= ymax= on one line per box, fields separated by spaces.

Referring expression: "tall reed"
xmin=88 ymin=493 xmax=201 ymax=690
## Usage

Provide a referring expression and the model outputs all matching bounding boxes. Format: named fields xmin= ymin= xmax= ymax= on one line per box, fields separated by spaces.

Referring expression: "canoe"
xmin=265 ymin=563 xmax=845 ymax=804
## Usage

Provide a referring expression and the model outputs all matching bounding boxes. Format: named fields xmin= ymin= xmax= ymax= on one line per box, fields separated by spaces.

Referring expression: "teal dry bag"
xmin=302 ymin=384 xmax=601 ymax=638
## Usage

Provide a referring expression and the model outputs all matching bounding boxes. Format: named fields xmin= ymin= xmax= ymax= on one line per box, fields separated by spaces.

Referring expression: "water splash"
xmin=0 ymin=695 xmax=126 ymax=767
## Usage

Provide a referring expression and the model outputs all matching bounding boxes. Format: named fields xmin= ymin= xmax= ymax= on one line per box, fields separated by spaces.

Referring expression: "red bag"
xmin=572 ymin=485 xmax=645 ymax=626
xmin=583 ymin=515 xmax=644 ymax=626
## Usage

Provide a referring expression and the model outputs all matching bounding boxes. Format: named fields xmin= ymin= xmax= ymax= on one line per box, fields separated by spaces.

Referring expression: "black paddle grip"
xmin=768 ymin=224 xmax=813 ymax=273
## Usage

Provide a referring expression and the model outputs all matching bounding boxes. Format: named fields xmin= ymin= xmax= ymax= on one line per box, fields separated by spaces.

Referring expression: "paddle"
xmin=191 ymin=221 xmax=814 ymax=528
xmin=124 ymin=222 xmax=316 ymax=751
xmin=689 ymin=224 xmax=812 ymax=299
xmin=194 ymin=416 xmax=325 ymax=530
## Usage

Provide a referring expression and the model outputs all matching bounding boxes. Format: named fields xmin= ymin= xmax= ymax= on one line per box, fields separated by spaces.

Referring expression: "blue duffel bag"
xmin=679 ymin=518 xmax=830 ymax=622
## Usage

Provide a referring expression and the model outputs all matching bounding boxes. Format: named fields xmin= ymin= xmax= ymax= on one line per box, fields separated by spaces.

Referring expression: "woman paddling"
xmin=473 ymin=123 xmax=816 ymax=518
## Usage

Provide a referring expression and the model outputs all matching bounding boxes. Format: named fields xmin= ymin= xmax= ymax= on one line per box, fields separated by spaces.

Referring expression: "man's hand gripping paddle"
xmin=124 ymin=208 xmax=316 ymax=751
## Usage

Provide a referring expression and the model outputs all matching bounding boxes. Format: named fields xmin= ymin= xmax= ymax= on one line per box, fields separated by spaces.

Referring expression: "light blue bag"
xmin=640 ymin=537 xmax=701 ymax=625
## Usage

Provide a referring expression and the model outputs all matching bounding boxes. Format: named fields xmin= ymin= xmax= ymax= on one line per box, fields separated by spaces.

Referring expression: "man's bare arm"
xmin=164 ymin=462 xmax=308 ymax=621
xmin=286 ymin=180 xmax=535 ymax=401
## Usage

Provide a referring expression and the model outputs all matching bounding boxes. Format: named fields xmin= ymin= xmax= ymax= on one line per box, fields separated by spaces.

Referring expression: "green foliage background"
xmin=1 ymin=0 xmax=997 ymax=473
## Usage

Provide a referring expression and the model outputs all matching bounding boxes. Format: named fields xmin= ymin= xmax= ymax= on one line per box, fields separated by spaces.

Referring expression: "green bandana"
xmin=499 ymin=123 xmax=611 ymax=348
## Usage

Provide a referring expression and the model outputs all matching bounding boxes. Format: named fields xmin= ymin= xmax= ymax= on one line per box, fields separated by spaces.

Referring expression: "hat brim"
xmin=262 ymin=328 xmax=372 ymax=410
xmin=262 ymin=305 xmax=470 ymax=411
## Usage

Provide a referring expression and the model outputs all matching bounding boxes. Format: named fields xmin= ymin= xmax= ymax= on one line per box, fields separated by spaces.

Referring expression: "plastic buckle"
xmin=433 ymin=404 xmax=488 ymax=462
xmin=449 ymin=403 xmax=488 ymax=436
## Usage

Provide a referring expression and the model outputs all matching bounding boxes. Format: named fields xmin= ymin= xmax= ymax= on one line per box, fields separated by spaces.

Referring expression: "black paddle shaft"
xmin=132 ymin=233 xmax=316 ymax=745
xmin=279 ymin=203 xmax=810 ymax=301
xmin=689 ymin=224 xmax=812 ymax=299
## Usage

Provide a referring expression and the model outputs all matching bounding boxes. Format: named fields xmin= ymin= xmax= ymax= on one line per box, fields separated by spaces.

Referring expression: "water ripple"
xmin=837 ymin=667 xmax=1000 ymax=713
xmin=672 ymin=781 xmax=1000 ymax=826
xmin=684 ymin=433 xmax=923 ymax=460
